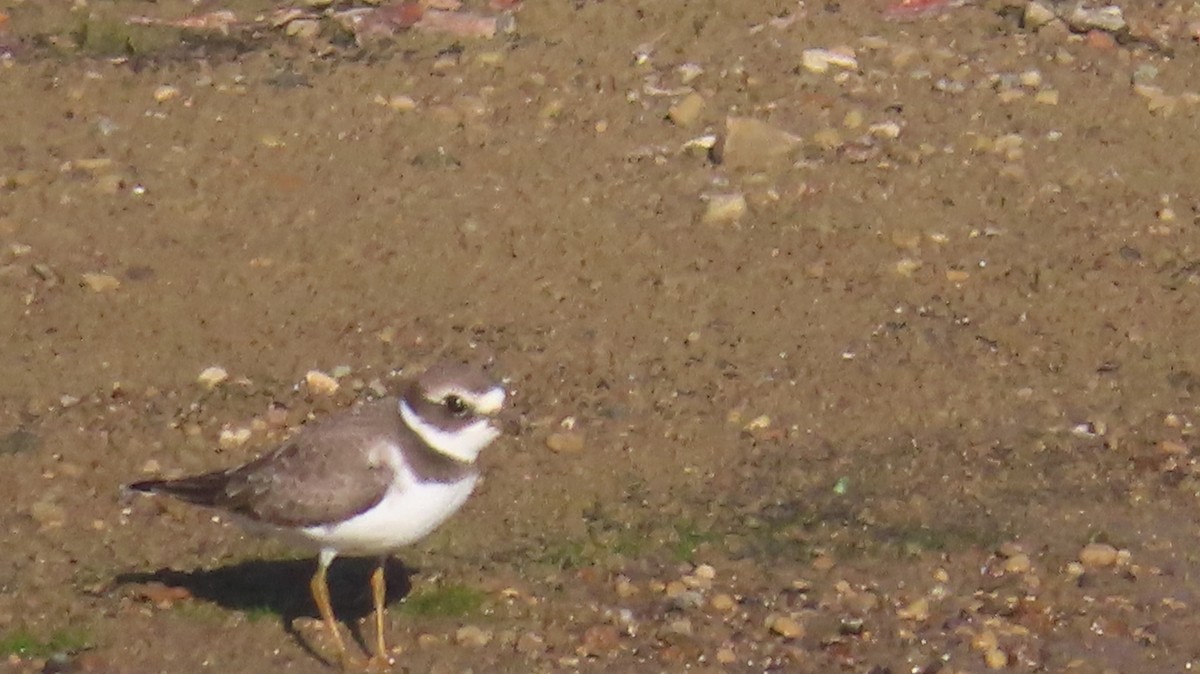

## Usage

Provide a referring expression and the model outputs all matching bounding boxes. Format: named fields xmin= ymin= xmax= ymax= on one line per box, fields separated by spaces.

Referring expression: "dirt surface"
xmin=3 ymin=0 xmax=1200 ymax=672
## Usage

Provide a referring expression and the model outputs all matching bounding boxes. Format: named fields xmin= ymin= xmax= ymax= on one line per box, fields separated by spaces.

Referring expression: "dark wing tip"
xmin=123 ymin=472 xmax=231 ymax=507
xmin=126 ymin=479 xmax=164 ymax=493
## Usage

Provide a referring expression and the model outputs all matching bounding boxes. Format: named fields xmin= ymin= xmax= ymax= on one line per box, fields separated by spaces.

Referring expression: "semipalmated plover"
xmin=128 ymin=362 xmax=506 ymax=668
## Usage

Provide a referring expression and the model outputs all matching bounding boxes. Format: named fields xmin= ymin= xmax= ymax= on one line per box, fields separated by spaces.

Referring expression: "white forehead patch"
xmin=470 ymin=387 xmax=506 ymax=415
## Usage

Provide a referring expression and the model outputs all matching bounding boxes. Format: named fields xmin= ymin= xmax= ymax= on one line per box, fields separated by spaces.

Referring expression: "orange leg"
xmin=310 ymin=554 xmax=355 ymax=669
xmin=369 ymin=558 xmax=393 ymax=667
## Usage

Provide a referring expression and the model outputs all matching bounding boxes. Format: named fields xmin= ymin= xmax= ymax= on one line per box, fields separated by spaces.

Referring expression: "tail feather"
xmin=127 ymin=471 xmax=230 ymax=507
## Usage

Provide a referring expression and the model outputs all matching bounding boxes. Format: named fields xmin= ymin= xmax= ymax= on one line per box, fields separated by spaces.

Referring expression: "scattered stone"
xmin=677 ymin=62 xmax=704 ymax=84
xmin=767 ymin=614 xmax=805 ymax=639
xmin=665 ymin=618 xmax=693 ymax=636
xmin=971 ymin=630 xmax=1010 ymax=669
xmin=992 ymin=133 xmax=1024 ymax=159
xmin=1159 ymin=439 xmax=1189 ymax=455
xmin=367 ymin=379 xmax=388 ymax=398
xmin=455 ymin=625 xmax=493 ymax=647
xmin=667 ymin=92 xmax=705 ymax=128
xmin=713 ymin=117 xmax=802 ymax=168
xmin=897 ymin=597 xmax=930 ymax=622
xmin=81 ymin=272 xmax=121 ymax=292
xmin=29 ymin=499 xmax=66 ymax=528
xmin=218 ymin=427 xmax=252 ymax=450
xmin=1134 ymin=84 xmax=1177 ymax=115
xmin=702 ymin=193 xmax=748 ymax=224
xmin=716 ymin=646 xmax=737 ymax=664
xmin=840 ymin=587 xmax=880 ymax=613
xmin=615 ymin=576 xmax=638 ymax=598
xmin=710 ymin=593 xmax=736 ymax=612
xmin=69 ymin=157 xmax=114 ymax=173
xmin=305 ymin=370 xmax=340 ymax=396
xmin=1034 ymin=89 xmax=1060 ymax=105
xmin=668 ymin=589 xmax=705 ymax=610
xmin=476 ymin=51 xmax=505 ymax=66
xmin=996 ymin=88 xmax=1026 ymax=104
xmin=285 ymin=18 xmax=320 ymax=39
xmin=1023 ymin=0 xmax=1057 ymax=29
xmin=1003 ymin=553 xmax=1032 ymax=575
xmin=1079 ymin=542 xmax=1119 ymax=569
xmin=153 ymin=85 xmax=181 ymax=103
xmin=0 ymin=428 xmax=38 ymax=455
xmin=540 ymin=99 xmax=564 ymax=119
xmin=1085 ymin=29 xmax=1117 ymax=50
xmin=983 ymin=646 xmax=1008 ymax=669
xmin=578 ymin=625 xmax=620 ymax=656
xmin=811 ymin=127 xmax=843 ymax=151
xmin=1068 ymin=4 xmax=1125 ymax=33
xmin=868 ymin=120 xmax=897 ymax=137
xmin=895 ymin=258 xmax=922 ymax=277
xmin=197 ymin=366 xmax=229 ymax=389
xmin=546 ymin=431 xmax=585 ymax=453
xmin=800 ymin=47 xmax=858 ymax=74
xmin=744 ymin=415 xmax=771 ymax=431
xmin=32 ymin=263 xmax=62 ymax=285
xmin=386 ymin=95 xmax=418 ymax=112
xmin=693 ymin=563 xmax=716 ymax=580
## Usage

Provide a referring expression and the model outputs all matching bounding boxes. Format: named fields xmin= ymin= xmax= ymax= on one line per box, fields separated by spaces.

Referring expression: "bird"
xmin=127 ymin=362 xmax=506 ymax=669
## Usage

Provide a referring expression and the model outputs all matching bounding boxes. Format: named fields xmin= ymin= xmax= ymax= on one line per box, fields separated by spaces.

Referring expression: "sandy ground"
xmin=3 ymin=0 xmax=1200 ymax=672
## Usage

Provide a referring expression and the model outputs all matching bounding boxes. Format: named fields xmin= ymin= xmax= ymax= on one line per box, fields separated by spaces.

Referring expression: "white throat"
xmin=400 ymin=400 xmax=499 ymax=463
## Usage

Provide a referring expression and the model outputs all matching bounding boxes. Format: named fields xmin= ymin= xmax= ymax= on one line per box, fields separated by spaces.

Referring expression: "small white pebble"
xmin=218 ymin=427 xmax=252 ymax=450
xmin=153 ymin=85 xmax=181 ymax=103
xmin=197 ymin=366 xmax=229 ymax=389
xmin=745 ymin=415 xmax=771 ymax=430
xmin=801 ymin=48 xmax=858 ymax=74
xmin=305 ymin=370 xmax=340 ymax=395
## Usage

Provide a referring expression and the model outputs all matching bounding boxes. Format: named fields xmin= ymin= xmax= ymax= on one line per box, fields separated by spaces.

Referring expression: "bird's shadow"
xmin=115 ymin=556 xmax=414 ymax=665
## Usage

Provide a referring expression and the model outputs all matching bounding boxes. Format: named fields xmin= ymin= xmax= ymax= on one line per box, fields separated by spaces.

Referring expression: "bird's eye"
xmin=443 ymin=394 xmax=469 ymax=417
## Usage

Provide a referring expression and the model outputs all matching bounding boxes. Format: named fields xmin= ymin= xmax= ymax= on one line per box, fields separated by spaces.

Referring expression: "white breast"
xmin=298 ymin=474 xmax=477 ymax=556
xmin=284 ymin=441 xmax=478 ymax=557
